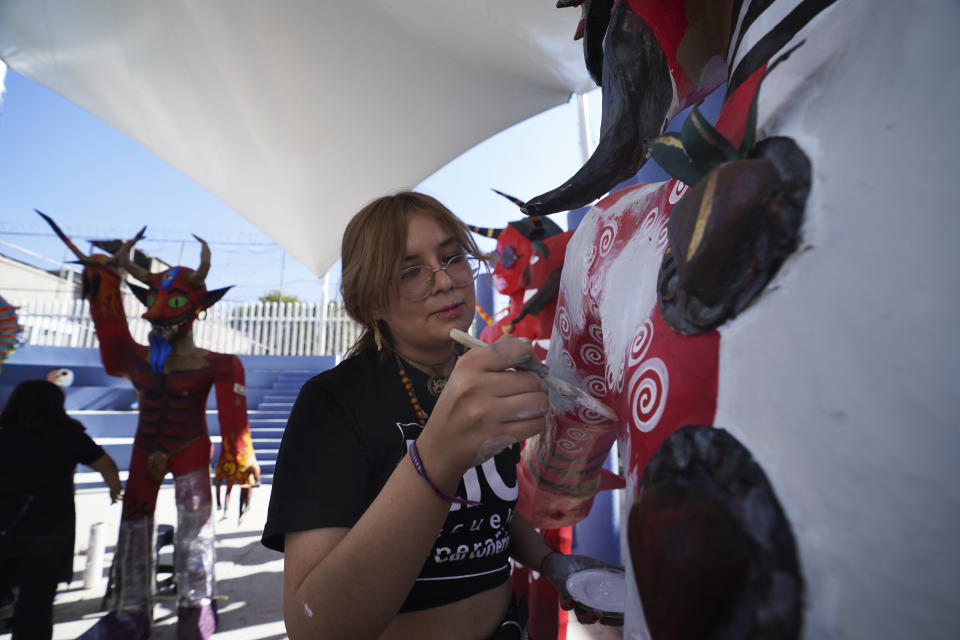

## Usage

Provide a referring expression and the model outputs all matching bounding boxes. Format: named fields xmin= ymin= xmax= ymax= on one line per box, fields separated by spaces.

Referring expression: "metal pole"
xmin=575 ymin=92 xmax=594 ymax=164
xmin=83 ymin=521 xmax=106 ymax=588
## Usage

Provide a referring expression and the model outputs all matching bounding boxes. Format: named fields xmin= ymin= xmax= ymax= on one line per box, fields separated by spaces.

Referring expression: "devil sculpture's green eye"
xmin=145 ymin=294 xmax=156 ymax=307
xmin=168 ymin=296 xmax=189 ymax=308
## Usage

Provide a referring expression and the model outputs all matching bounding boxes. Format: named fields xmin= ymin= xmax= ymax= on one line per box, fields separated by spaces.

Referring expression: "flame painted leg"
xmin=78 ymin=517 xmax=154 ymax=640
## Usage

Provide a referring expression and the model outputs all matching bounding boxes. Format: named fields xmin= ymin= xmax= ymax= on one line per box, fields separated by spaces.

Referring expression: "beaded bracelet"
xmin=408 ymin=440 xmax=482 ymax=507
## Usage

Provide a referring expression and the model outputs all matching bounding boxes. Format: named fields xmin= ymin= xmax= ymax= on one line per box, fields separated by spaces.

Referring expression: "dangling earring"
xmin=373 ymin=323 xmax=384 ymax=351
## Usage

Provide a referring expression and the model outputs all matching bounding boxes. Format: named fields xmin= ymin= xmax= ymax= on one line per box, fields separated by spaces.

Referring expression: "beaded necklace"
xmin=395 ymin=347 xmax=455 ymax=397
xmin=396 ymin=355 xmax=429 ymax=426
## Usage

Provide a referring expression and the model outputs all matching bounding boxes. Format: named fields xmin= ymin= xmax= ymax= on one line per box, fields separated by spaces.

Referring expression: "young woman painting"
xmin=263 ymin=192 xmax=613 ymax=639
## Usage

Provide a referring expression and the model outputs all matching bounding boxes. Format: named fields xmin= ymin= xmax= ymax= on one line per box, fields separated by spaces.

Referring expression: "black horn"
xmin=468 ymin=225 xmax=503 ymax=240
xmin=491 ymin=189 xmax=527 ymax=209
xmin=523 ymin=2 xmax=673 ymax=217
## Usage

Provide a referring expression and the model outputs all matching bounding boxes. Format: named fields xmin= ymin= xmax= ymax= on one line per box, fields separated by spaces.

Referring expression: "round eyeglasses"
xmin=398 ymin=254 xmax=483 ymax=302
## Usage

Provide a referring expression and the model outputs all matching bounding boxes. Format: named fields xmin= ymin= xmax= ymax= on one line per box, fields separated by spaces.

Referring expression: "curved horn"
xmin=491 ymin=189 xmax=526 ymax=208
xmin=36 ymin=210 xmax=93 ymax=265
xmin=523 ymin=2 xmax=673 ymax=216
xmin=467 ymin=224 xmax=503 ymax=240
xmin=582 ymin=0 xmax=614 ymax=85
xmin=189 ymin=234 xmax=211 ymax=287
xmin=115 ymin=227 xmax=152 ymax=283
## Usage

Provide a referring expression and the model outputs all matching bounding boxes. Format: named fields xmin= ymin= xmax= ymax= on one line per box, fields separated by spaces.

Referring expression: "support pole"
xmin=575 ymin=92 xmax=594 ymax=164
xmin=83 ymin=521 xmax=106 ymax=589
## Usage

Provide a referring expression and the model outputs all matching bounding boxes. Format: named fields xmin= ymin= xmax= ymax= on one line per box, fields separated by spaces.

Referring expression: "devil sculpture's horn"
xmin=581 ymin=0 xmax=614 ymax=85
xmin=36 ymin=210 xmax=93 ymax=265
xmin=116 ymin=227 xmax=152 ymax=283
xmin=491 ymin=189 xmax=527 ymax=209
xmin=190 ymin=234 xmax=211 ymax=287
xmin=468 ymin=225 xmax=503 ymax=240
xmin=523 ymin=2 xmax=673 ymax=216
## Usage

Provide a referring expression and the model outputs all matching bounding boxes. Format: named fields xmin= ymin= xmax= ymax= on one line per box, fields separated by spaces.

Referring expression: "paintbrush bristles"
xmin=449 ymin=329 xmax=618 ymax=422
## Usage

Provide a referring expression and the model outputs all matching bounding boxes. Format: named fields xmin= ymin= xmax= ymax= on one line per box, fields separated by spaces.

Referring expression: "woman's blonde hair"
xmin=340 ymin=191 xmax=480 ymax=357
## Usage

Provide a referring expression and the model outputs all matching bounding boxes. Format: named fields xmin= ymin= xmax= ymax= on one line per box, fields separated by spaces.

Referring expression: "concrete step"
xmin=248 ymin=411 xmax=290 ymax=420
xmin=262 ymin=394 xmax=298 ymax=402
xmin=258 ymin=402 xmax=293 ymax=409
xmin=273 ymin=380 xmax=312 ymax=389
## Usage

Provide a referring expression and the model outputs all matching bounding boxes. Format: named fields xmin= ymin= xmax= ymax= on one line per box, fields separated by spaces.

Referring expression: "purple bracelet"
xmin=408 ymin=440 xmax=482 ymax=507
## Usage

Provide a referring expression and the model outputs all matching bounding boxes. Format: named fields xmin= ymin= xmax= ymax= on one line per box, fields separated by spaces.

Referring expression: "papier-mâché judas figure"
xmin=40 ymin=212 xmax=259 ymax=640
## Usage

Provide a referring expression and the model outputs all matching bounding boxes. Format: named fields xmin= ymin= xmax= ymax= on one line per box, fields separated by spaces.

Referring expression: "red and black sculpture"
xmin=39 ymin=212 xmax=258 ymax=640
xmin=0 ymin=295 xmax=22 ymax=371
xmin=514 ymin=1 xmax=835 ymax=637
xmin=469 ymin=190 xmax=574 ymax=352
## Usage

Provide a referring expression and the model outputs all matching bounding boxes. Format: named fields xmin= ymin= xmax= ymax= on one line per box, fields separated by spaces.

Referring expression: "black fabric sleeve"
xmin=65 ymin=420 xmax=106 ymax=466
xmin=261 ymin=377 xmax=370 ymax=552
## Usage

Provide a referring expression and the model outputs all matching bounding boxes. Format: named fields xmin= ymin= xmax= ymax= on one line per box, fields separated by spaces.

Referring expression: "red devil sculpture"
xmin=39 ymin=212 xmax=258 ymax=640
xmin=470 ymin=191 xmax=574 ymax=355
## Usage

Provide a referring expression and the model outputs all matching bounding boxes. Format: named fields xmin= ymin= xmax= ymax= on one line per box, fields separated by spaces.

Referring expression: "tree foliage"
xmin=259 ymin=289 xmax=302 ymax=305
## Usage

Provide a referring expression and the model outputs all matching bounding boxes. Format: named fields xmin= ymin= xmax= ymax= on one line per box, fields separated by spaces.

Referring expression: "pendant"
xmin=427 ymin=374 xmax=448 ymax=397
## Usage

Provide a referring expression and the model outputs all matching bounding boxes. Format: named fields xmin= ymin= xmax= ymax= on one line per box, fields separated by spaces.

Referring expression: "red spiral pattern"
xmin=557 ymin=307 xmax=572 ymax=340
xmin=628 ymin=357 xmax=668 ymax=433
xmin=641 ymin=207 xmax=659 ymax=238
xmin=580 ymin=343 xmax=604 ymax=366
xmin=584 ymin=374 xmax=607 ymax=397
xmin=598 ymin=222 xmax=617 ymax=257
xmin=628 ymin=320 xmax=654 ymax=366
xmin=588 ymin=323 xmax=603 ymax=344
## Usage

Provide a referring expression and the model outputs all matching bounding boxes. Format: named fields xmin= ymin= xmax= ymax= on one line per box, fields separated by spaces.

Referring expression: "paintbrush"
xmin=449 ymin=329 xmax=618 ymax=422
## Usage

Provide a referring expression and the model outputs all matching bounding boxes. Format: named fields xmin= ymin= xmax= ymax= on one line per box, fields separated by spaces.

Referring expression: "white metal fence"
xmin=10 ymin=297 xmax=363 ymax=357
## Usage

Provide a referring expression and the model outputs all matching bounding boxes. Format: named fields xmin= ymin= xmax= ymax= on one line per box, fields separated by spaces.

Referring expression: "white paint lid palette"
xmin=563 ymin=567 xmax=626 ymax=618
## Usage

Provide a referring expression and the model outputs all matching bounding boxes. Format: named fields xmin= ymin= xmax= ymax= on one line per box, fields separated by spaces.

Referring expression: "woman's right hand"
xmin=416 ymin=336 xmax=549 ymax=487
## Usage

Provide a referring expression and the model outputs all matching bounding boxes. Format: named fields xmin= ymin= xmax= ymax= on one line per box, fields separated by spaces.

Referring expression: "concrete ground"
xmin=1 ymin=484 xmax=620 ymax=640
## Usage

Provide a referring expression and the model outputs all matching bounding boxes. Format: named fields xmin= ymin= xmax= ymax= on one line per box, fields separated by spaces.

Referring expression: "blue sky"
xmin=0 ymin=66 xmax=602 ymax=303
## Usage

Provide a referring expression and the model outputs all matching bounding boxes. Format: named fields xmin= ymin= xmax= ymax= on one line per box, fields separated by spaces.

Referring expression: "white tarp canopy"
xmin=0 ymin=1 xmax=595 ymax=275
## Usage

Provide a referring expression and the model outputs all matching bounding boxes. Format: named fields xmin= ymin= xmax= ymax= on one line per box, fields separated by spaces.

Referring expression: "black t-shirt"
xmin=262 ymin=348 xmax=521 ymax=612
xmin=0 ymin=416 xmax=104 ymax=540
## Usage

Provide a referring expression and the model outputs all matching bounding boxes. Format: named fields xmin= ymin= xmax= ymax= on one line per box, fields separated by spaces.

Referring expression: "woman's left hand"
xmin=541 ymin=552 xmax=625 ymax=626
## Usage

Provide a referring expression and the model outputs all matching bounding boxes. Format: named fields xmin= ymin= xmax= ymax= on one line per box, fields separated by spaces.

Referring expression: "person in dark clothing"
xmin=0 ymin=379 xmax=122 ymax=640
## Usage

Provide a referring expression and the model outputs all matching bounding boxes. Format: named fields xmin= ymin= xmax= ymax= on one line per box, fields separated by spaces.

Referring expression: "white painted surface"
xmin=551 ymin=3 xmax=960 ymax=639
xmin=715 ymin=4 xmax=960 ymax=637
